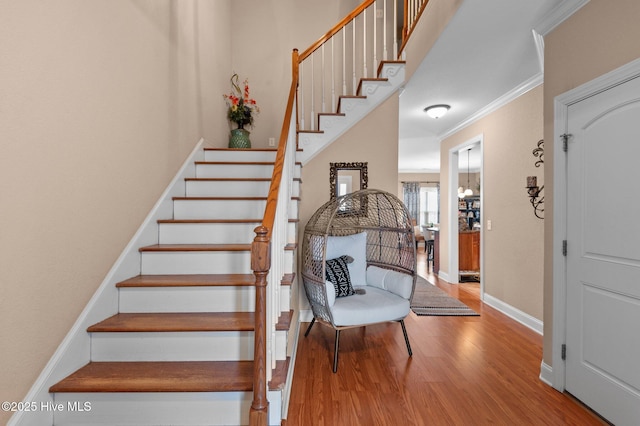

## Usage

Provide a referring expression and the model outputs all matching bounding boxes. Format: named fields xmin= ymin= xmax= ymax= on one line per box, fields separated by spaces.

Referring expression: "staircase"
xmin=48 ymin=148 xmax=300 ymax=426
xmin=296 ymin=60 xmax=405 ymax=164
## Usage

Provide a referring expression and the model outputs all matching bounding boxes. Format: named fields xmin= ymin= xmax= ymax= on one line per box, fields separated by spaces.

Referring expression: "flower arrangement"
xmin=223 ymin=73 xmax=259 ymax=130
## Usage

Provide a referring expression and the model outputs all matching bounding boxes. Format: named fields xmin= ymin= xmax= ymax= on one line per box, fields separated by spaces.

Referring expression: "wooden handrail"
xmin=249 ymin=49 xmax=299 ymax=426
xmin=260 ymin=50 xmax=299 ymax=237
xmin=399 ymin=0 xmax=430 ymax=56
xmin=298 ymin=0 xmax=376 ymax=62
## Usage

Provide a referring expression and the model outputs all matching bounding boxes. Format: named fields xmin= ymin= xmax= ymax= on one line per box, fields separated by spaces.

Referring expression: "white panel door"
xmin=566 ymin=75 xmax=640 ymax=425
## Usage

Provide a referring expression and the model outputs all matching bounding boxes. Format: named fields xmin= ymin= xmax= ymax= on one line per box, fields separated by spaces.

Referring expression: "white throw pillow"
xmin=326 ymin=232 xmax=367 ymax=287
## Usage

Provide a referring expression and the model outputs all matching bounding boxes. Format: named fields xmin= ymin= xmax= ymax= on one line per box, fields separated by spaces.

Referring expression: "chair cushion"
xmin=366 ymin=265 xmax=414 ymax=300
xmin=325 ymin=255 xmax=355 ymax=297
xmin=326 ymin=232 xmax=367 ymax=287
xmin=330 ymin=286 xmax=410 ymax=327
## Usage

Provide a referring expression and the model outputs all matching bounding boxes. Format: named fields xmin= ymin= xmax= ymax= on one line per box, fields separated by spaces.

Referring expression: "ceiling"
xmin=398 ymin=0 xmax=562 ymax=173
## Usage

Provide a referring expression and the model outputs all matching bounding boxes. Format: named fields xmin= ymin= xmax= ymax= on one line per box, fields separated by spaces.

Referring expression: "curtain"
xmin=402 ymin=182 xmax=420 ymax=222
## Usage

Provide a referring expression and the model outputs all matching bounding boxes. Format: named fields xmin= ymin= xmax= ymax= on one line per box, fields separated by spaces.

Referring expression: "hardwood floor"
xmin=285 ymin=253 xmax=607 ymax=425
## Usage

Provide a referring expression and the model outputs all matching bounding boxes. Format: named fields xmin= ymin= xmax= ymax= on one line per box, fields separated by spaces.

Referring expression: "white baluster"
xmin=352 ymin=18 xmax=356 ymax=95
xmin=310 ymin=54 xmax=315 ymax=131
xmin=331 ymin=37 xmax=336 ymax=110
xmin=393 ymin=0 xmax=398 ymax=59
xmin=363 ymin=8 xmax=368 ymax=79
xmin=342 ymin=27 xmax=347 ymax=96
xmin=383 ymin=0 xmax=388 ymax=61
xmin=321 ymin=44 xmax=326 ymax=113
xmin=373 ymin=1 xmax=378 ymax=74
xmin=299 ymin=64 xmax=305 ymax=130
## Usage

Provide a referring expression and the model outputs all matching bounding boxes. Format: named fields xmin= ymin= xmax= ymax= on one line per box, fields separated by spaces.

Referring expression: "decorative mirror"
xmin=329 ymin=162 xmax=368 ymax=200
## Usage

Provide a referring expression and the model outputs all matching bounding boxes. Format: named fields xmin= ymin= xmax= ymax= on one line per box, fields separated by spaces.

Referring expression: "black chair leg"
xmin=304 ymin=318 xmax=316 ymax=337
xmin=400 ymin=320 xmax=412 ymax=357
xmin=333 ymin=330 xmax=341 ymax=373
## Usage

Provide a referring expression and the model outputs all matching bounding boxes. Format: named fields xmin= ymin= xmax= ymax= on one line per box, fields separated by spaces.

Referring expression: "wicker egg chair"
xmin=302 ymin=188 xmax=417 ymax=372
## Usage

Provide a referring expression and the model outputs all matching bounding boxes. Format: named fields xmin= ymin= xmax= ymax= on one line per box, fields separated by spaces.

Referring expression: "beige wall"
xmin=542 ymin=0 xmax=640 ymax=366
xmin=440 ymin=86 xmax=544 ymax=319
xmin=402 ymin=0 xmax=463 ymax=82
xmin=229 ymin=0 xmax=348 ymax=149
xmin=0 ymin=1 xmax=230 ymax=422
xmin=298 ymin=94 xmax=400 ymax=308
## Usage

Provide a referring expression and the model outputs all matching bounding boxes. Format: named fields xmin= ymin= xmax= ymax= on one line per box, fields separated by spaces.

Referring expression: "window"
xmin=419 ymin=186 xmax=439 ymax=227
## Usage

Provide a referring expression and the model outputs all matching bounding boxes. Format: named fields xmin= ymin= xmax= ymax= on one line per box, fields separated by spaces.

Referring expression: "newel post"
xmin=249 ymin=225 xmax=270 ymax=426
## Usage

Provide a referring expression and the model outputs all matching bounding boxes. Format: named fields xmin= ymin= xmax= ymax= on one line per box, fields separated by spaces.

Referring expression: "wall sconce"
xmin=526 ymin=139 xmax=544 ymax=219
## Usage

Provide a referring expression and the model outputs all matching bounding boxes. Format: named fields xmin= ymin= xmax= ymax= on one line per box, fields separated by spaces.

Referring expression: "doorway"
xmin=553 ymin=59 xmax=640 ymax=425
xmin=447 ymin=136 xmax=483 ymax=289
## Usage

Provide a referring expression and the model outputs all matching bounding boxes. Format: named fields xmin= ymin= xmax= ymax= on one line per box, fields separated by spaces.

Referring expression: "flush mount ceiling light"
xmin=423 ymin=104 xmax=450 ymax=119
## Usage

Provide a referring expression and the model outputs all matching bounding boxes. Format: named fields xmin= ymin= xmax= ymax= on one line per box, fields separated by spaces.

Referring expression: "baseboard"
xmin=483 ymin=293 xmax=543 ymax=335
xmin=279 ymin=319 xmax=301 ymax=424
xmin=299 ymin=309 xmax=314 ymax=323
xmin=437 ymin=270 xmax=451 ymax=282
xmin=9 ymin=138 xmax=206 ymax=426
xmin=539 ymin=361 xmax=554 ymax=387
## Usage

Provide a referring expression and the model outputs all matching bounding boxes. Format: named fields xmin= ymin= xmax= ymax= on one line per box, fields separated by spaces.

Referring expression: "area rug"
xmin=410 ymin=276 xmax=479 ymax=316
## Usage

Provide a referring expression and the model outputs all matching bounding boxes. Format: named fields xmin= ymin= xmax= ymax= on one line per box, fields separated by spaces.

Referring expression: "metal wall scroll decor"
xmin=526 ymin=139 xmax=544 ymax=219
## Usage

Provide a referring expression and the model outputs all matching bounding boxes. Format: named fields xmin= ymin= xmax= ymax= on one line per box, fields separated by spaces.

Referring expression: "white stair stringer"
xmin=297 ymin=61 xmax=405 ymax=165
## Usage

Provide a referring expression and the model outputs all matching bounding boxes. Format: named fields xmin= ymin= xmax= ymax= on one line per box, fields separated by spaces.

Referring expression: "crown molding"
xmin=534 ymin=0 xmax=590 ymax=36
xmin=439 ymin=72 xmax=543 ymax=141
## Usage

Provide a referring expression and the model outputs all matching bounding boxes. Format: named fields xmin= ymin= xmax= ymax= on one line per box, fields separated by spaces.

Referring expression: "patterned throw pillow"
xmin=325 ymin=255 xmax=355 ymax=297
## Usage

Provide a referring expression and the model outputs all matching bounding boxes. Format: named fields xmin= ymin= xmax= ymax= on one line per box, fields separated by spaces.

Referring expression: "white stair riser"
xmin=91 ymin=331 xmax=253 ymax=361
xmin=119 ymin=286 xmax=256 ymax=313
xmin=289 ymin=199 xmax=299 ymax=219
xmin=52 ymin=391 xmax=283 ymax=426
xmin=141 ymin=251 xmax=251 ymax=275
xmin=52 ymin=392 xmax=249 ymax=425
xmin=204 ymin=150 xmax=277 ymax=163
xmin=174 ymin=199 xmax=266 ymax=220
xmin=196 ymin=163 xmax=273 ymax=179
xmin=287 ymin=222 xmax=297 ymax=244
xmin=159 ymin=222 xmax=259 ymax=244
xmin=283 ymin=251 xmax=294 ymax=274
xmin=280 ymin=285 xmax=291 ymax=312
xmin=275 ymin=329 xmax=288 ymax=361
xmin=186 ymin=180 xmax=271 ymax=197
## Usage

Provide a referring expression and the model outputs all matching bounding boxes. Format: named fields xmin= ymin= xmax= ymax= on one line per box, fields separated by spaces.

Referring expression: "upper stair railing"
xmin=296 ymin=0 xmax=430 ymax=132
xmin=249 ymin=1 xmax=429 ymax=424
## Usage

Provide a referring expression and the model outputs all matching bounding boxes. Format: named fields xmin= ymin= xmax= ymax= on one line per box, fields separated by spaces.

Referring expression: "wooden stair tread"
xmin=88 ymin=312 xmax=255 ymax=333
xmin=318 ymin=112 xmax=346 ymax=117
xmin=49 ymin=361 xmax=254 ymax=393
xmin=203 ymin=148 xmax=276 ymax=152
xmin=157 ymin=218 xmax=262 ymax=224
xmin=357 ymin=78 xmax=389 ymax=95
xmin=194 ymin=161 xmax=274 ymax=166
xmin=268 ymin=358 xmax=290 ymax=391
xmin=184 ymin=177 xmax=272 ymax=182
xmin=275 ymin=310 xmax=293 ymax=331
xmin=172 ymin=196 xmax=267 ymax=201
xmin=297 ymin=129 xmax=324 ymax=134
xmin=281 ymin=273 xmax=295 ymax=286
xmin=116 ymin=274 xmax=256 ymax=288
xmin=139 ymin=244 xmax=251 ymax=252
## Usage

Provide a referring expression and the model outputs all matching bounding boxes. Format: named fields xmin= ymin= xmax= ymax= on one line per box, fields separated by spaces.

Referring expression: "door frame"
xmin=447 ymin=135 xmax=484 ymax=291
xmin=552 ymin=57 xmax=640 ymax=391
